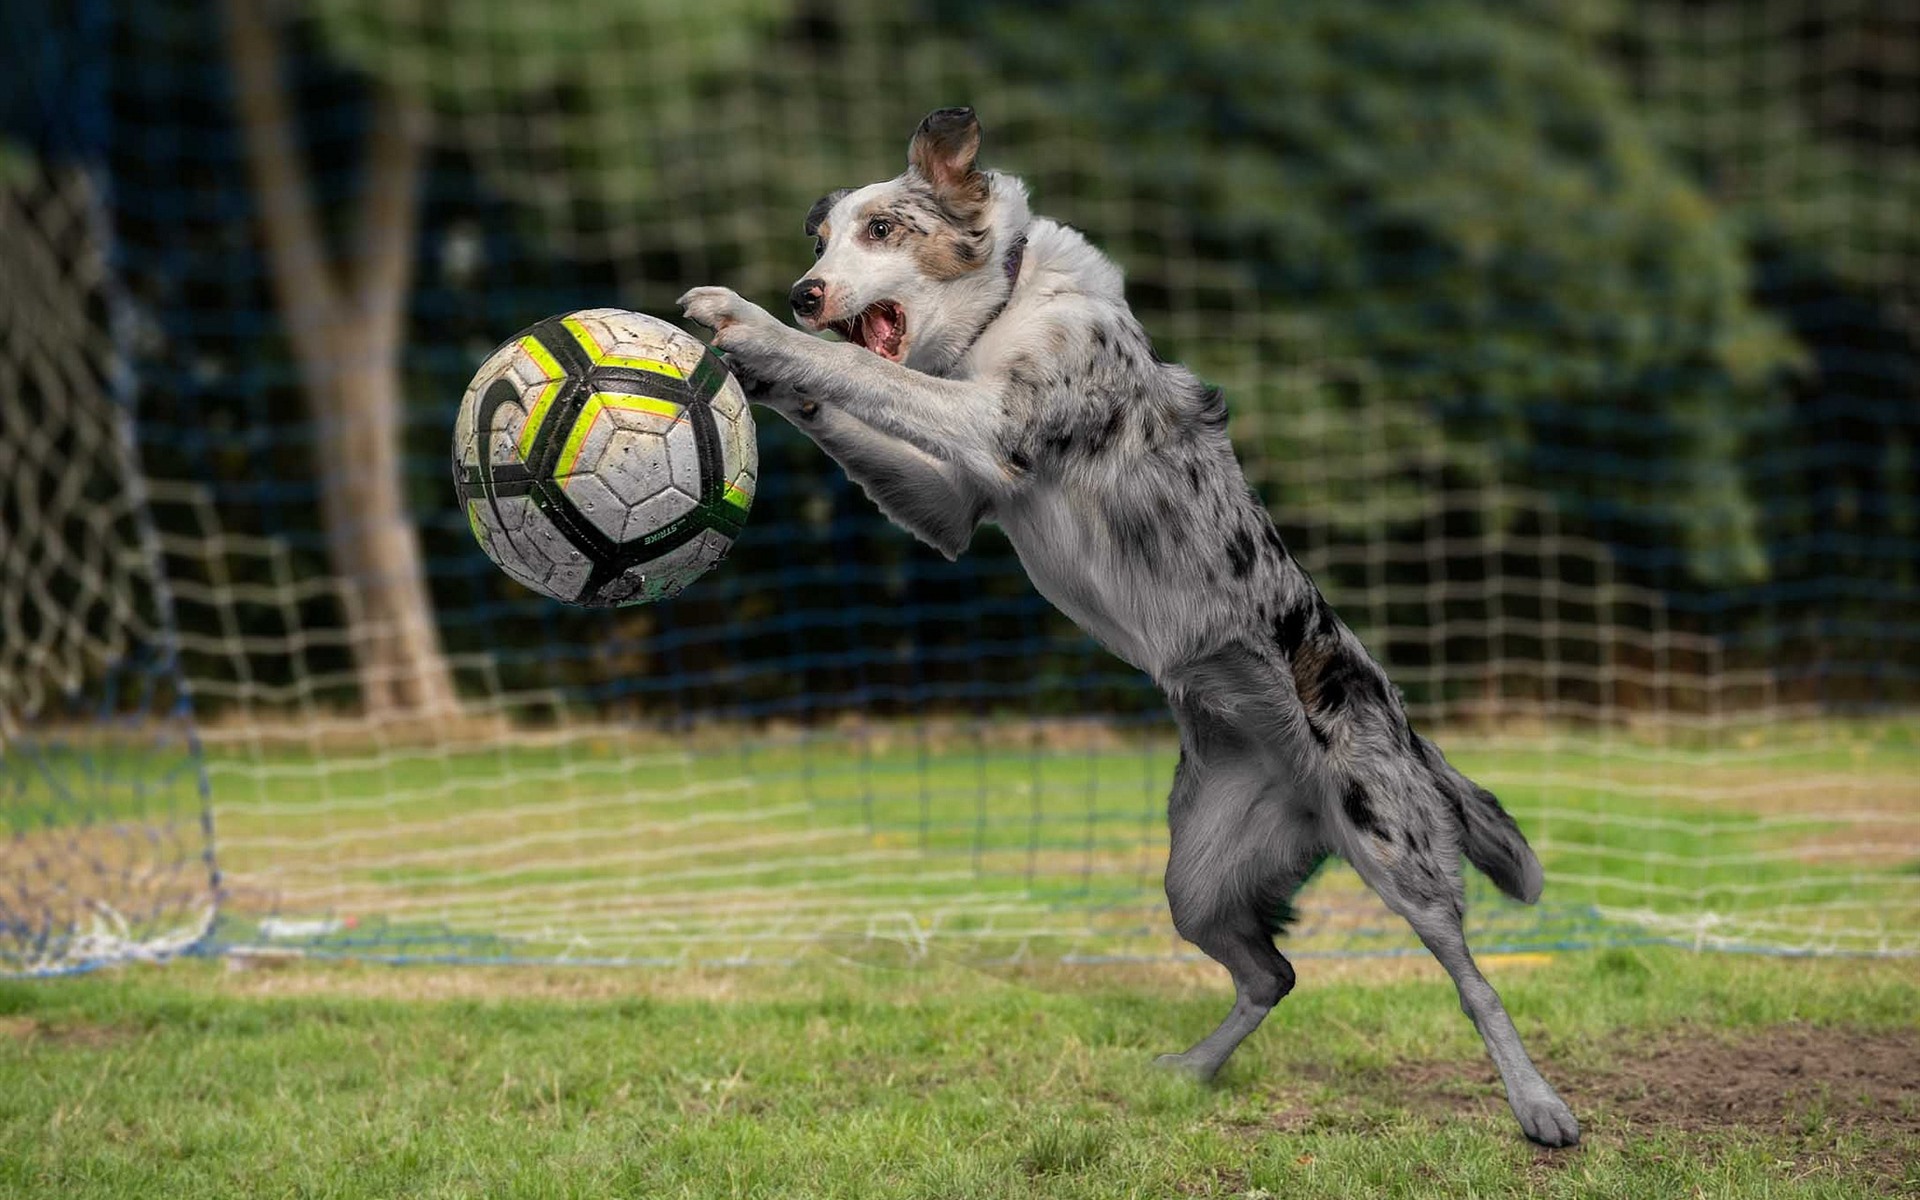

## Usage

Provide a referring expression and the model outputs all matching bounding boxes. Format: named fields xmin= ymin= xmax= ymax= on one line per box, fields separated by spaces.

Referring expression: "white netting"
xmin=0 ymin=162 xmax=216 ymax=974
xmin=3 ymin=0 xmax=1916 ymax=973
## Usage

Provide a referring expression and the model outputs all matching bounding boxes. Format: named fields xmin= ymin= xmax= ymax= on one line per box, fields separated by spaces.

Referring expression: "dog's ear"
xmin=908 ymin=107 xmax=987 ymax=215
xmin=804 ymin=188 xmax=852 ymax=238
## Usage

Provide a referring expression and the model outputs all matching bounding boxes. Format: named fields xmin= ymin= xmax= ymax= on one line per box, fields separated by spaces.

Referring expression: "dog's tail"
xmin=1417 ymin=735 xmax=1544 ymax=904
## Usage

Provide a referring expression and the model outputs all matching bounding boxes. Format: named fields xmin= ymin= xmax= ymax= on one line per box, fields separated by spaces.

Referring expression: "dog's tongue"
xmin=864 ymin=305 xmax=901 ymax=357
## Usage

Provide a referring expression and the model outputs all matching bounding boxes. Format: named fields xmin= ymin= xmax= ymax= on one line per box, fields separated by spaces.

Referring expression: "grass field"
xmin=6 ymin=721 xmax=1920 ymax=1195
xmin=3 ymin=948 xmax=1916 ymax=1198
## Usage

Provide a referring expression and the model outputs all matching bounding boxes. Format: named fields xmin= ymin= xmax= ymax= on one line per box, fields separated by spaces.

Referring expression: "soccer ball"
xmin=453 ymin=308 xmax=756 ymax=606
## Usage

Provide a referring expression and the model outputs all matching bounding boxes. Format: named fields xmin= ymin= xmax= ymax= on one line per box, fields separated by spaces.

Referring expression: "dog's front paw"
xmin=678 ymin=286 xmax=777 ymax=342
xmin=679 ymin=285 xmax=818 ymax=412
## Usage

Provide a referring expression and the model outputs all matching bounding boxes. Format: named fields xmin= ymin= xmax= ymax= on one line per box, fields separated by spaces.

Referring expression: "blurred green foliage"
xmin=45 ymin=0 xmax=1910 ymax=715
xmin=939 ymin=0 xmax=1803 ymax=584
xmin=318 ymin=0 xmax=1808 ymax=586
xmin=309 ymin=0 xmax=793 ymax=239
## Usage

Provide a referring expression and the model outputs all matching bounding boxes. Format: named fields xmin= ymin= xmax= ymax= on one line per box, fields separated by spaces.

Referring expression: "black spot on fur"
xmin=1185 ymin=461 xmax=1202 ymax=492
xmin=1408 ymin=859 xmax=1451 ymax=906
xmin=1306 ymin=646 xmax=1391 ymax=719
xmin=1262 ymin=522 xmax=1290 ymax=562
xmin=1273 ymin=603 xmax=1312 ymax=657
xmin=1226 ymin=527 xmax=1257 ymax=578
xmin=1316 ymin=666 xmax=1348 ymax=716
xmin=1259 ymin=853 xmax=1329 ymax=936
xmin=1093 ymin=327 xmax=1109 ymax=349
xmin=1262 ymin=896 xmax=1299 ymax=939
xmin=1086 ymin=405 xmax=1126 ymax=456
xmin=1110 ymin=501 xmax=1160 ymax=567
xmin=1196 ymin=386 xmax=1228 ymax=427
xmin=1312 ymin=594 xmax=1336 ymax=635
xmin=1007 ymin=447 xmax=1031 ymax=472
xmin=1341 ymin=778 xmax=1383 ymax=838
xmin=1304 ymin=714 xmax=1330 ymax=747
xmin=1350 ymin=655 xmax=1391 ymax=707
xmin=804 ymin=188 xmax=851 ymax=237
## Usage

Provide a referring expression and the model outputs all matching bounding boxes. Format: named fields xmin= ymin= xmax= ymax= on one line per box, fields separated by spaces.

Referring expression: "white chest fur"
xmin=995 ymin=482 xmax=1173 ymax=678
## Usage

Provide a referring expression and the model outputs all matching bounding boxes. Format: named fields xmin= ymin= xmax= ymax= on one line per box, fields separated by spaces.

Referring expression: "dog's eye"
xmin=866 ymin=218 xmax=893 ymax=241
xmin=813 ymin=237 xmax=825 ymax=258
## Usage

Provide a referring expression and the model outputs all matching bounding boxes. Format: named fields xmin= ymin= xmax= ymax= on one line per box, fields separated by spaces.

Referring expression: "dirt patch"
xmin=1306 ymin=1023 xmax=1919 ymax=1136
xmin=1578 ymin=1024 xmax=1920 ymax=1191
xmin=1271 ymin=1023 xmax=1919 ymax=1192
xmin=1585 ymin=1023 xmax=1920 ymax=1136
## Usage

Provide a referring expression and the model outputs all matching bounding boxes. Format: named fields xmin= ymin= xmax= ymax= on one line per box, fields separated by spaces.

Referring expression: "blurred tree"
xmin=225 ymin=0 xmax=455 ymax=715
xmin=219 ymin=0 xmax=790 ymax=715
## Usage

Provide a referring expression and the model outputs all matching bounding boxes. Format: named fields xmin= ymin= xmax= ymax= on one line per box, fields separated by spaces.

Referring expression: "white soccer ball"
xmin=453 ymin=308 xmax=756 ymax=606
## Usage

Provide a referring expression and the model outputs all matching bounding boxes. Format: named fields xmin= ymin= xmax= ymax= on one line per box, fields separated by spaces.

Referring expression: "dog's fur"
xmin=681 ymin=107 xmax=1580 ymax=1147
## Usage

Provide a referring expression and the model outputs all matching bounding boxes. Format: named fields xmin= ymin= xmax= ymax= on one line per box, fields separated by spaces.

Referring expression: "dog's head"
xmin=789 ymin=107 xmax=1030 ymax=372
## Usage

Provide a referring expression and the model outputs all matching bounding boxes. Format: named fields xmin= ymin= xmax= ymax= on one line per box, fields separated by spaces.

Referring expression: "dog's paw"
xmin=1151 ymin=1052 xmax=1220 ymax=1085
xmin=678 ymin=286 xmax=775 ymax=339
xmin=727 ymin=358 xmax=807 ymax=414
xmin=756 ymin=388 xmax=820 ymax=422
xmin=1510 ymin=1087 xmax=1580 ymax=1148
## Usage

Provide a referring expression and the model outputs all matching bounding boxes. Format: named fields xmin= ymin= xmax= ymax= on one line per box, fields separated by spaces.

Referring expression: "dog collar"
xmin=957 ymin=232 xmax=1028 ymax=361
xmin=1002 ymin=233 xmax=1026 ymax=288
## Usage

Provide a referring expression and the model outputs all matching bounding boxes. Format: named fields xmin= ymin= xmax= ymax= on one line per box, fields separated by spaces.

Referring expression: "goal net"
xmin=4 ymin=0 xmax=1915 ymax=974
xmin=0 ymin=161 xmax=216 ymax=975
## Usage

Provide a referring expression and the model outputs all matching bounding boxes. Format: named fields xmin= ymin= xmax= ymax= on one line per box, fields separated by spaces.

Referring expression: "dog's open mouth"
xmin=831 ymin=300 xmax=907 ymax=362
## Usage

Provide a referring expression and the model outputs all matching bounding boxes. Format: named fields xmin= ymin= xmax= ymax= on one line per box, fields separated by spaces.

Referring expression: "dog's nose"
xmin=789 ymin=277 xmax=826 ymax=320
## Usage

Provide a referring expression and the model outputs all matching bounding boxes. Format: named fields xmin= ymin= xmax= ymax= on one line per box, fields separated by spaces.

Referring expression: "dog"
xmin=680 ymin=106 xmax=1580 ymax=1147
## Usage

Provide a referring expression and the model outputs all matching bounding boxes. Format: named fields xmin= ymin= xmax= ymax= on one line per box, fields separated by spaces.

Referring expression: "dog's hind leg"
xmin=1338 ymin=795 xmax=1581 ymax=1146
xmin=1155 ymin=749 xmax=1324 ymax=1083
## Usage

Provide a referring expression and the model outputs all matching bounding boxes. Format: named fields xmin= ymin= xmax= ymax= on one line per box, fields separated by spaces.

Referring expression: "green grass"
xmin=7 ymin=723 xmax=1918 ymax=1195
xmin=3 ymin=948 xmax=1916 ymax=1198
